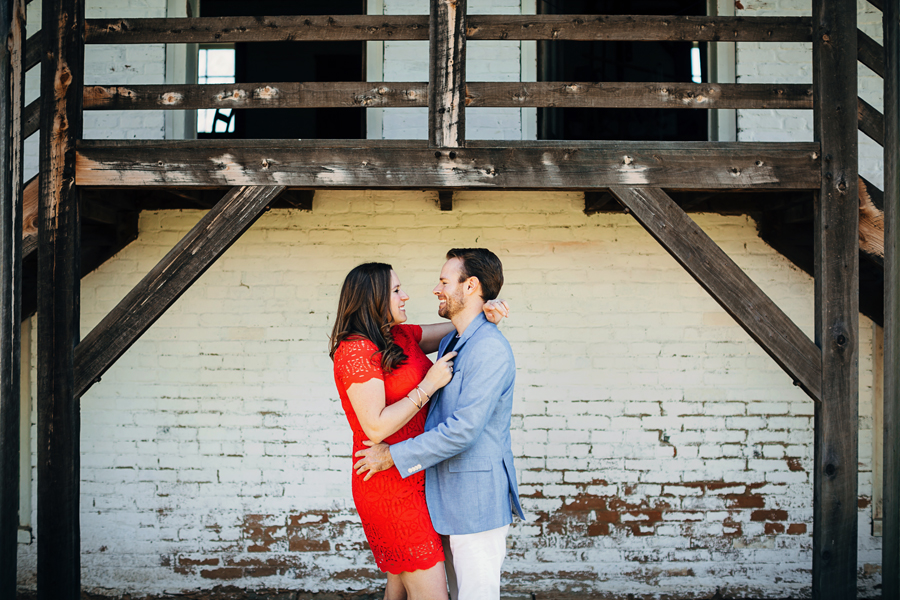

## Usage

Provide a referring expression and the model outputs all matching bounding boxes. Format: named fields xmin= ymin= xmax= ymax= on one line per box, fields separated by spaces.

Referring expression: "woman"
xmin=330 ymin=263 xmax=507 ymax=600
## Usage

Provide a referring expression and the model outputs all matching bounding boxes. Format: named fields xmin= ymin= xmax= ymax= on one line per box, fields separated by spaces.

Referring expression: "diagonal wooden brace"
xmin=73 ymin=185 xmax=285 ymax=398
xmin=609 ymin=186 xmax=822 ymax=402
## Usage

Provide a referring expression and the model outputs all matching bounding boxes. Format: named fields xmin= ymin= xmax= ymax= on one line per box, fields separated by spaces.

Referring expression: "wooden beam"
xmin=22 ymin=98 xmax=38 ymax=140
xmin=584 ymin=191 xmax=616 ymax=215
xmin=84 ymin=15 xmax=812 ymax=44
xmin=73 ymin=185 xmax=285 ymax=398
xmin=21 ymin=175 xmax=37 ymax=258
xmin=82 ymin=82 xmax=813 ymax=111
xmin=0 ymin=0 xmax=25 ymax=595
xmin=858 ymin=96 xmax=884 ymax=145
xmin=609 ymin=186 xmax=822 ymax=400
xmin=812 ymin=0 xmax=859 ymax=596
xmin=870 ymin=0 xmax=885 ymax=11
xmin=24 ymin=31 xmax=39 ymax=72
xmin=74 ymin=140 xmax=822 ymax=189
xmin=858 ymin=28 xmax=884 ymax=77
xmin=438 ymin=191 xmax=453 ymax=211
xmin=882 ymin=0 xmax=900 ymax=594
xmin=429 ymin=0 xmax=465 ymax=148
xmin=37 ymin=0 xmax=84 ymax=596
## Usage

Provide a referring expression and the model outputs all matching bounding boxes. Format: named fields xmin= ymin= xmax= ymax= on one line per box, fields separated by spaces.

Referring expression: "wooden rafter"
xmin=73 ymin=185 xmax=285 ymax=399
xmin=609 ymin=187 xmax=822 ymax=401
xmin=74 ymin=140 xmax=822 ymax=189
xmin=83 ymin=15 xmax=812 ymax=44
xmin=429 ymin=0 xmax=465 ymax=148
xmin=812 ymin=0 xmax=859 ymax=596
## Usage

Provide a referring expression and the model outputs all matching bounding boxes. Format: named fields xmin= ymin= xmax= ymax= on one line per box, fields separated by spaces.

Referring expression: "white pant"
xmin=441 ymin=524 xmax=509 ymax=600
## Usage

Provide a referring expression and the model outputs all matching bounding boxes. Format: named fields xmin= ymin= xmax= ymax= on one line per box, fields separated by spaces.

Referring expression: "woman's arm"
xmin=418 ymin=299 xmax=510 ymax=354
xmin=347 ymin=351 xmax=457 ymax=444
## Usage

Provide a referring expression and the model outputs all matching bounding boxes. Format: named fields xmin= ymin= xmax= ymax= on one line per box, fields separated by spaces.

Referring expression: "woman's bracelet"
xmin=407 ymin=392 xmax=424 ymax=410
xmin=415 ymin=385 xmax=431 ymax=402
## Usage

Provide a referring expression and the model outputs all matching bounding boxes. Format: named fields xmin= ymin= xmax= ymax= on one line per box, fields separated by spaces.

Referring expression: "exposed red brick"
xmin=287 ymin=511 xmax=329 ymax=527
xmin=858 ymin=496 xmax=871 ymax=509
xmin=765 ymin=522 xmax=786 ymax=534
xmin=751 ymin=509 xmax=788 ymax=522
xmin=785 ymin=457 xmax=804 ymax=472
xmin=200 ymin=568 xmax=242 ymax=580
xmin=787 ymin=523 xmax=807 ymax=534
xmin=178 ymin=557 xmax=219 ymax=567
xmin=561 ymin=493 xmax=608 ymax=512
xmin=725 ymin=493 xmax=765 ymax=509
xmin=245 ymin=567 xmax=279 ymax=578
xmin=289 ymin=537 xmax=331 ymax=552
xmin=595 ymin=510 xmax=620 ymax=524
xmin=587 ymin=522 xmax=610 ymax=536
xmin=722 ymin=516 xmax=743 ymax=537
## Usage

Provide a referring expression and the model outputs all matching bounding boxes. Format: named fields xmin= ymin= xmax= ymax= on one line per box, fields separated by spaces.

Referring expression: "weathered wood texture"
xmin=84 ymin=15 xmax=811 ymax=43
xmin=74 ymin=140 xmax=822 ymax=189
xmin=859 ymin=178 xmax=885 ymax=260
xmin=812 ymin=0 xmax=859 ymax=597
xmin=609 ymin=187 xmax=822 ymax=401
xmin=438 ymin=191 xmax=452 ymax=211
xmin=429 ymin=0 xmax=465 ymax=147
xmin=25 ymin=31 xmax=39 ymax=72
xmin=81 ymin=82 xmax=813 ymax=111
xmin=0 ymin=0 xmax=25 ymax=595
xmin=37 ymin=0 xmax=84 ymax=597
xmin=858 ymin=28 xmax=884 ymax=77
xmin=73 ymin=186 xmax=285 ymax=398
xmin=22 ymin=176 xmax=37 ymax=258
xmin=859 ymin=96 xmax=884 ymax=145
xmin=883 ymin=0 xmax=899 ymax=594
xmin=22 ymin=98 xmax=37 ymax=140
xmin=870 ymin=0 xmax=885 ymax=11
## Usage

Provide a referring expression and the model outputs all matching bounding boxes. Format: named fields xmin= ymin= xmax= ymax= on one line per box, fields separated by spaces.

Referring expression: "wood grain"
xmin=812 ymin=0 xmax=859 ymax=596
xmin=609 ymin=186 xmax=821 ymax=400
xmin=74 ymin=140 xmax=822 ymax=190
xmin=429 ymin=0 xmax=465 ymax=148
xmin=859 ymin=96 xmax=884 ymax=145
xmin=858 ymin=28 xmax=884 ymax=78
xmin=73 ymin=186 xmax=285 ymax=398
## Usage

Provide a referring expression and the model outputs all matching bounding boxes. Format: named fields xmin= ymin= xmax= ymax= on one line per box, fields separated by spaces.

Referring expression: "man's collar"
xmin=453 ymin=312 xmax=488 ymax=352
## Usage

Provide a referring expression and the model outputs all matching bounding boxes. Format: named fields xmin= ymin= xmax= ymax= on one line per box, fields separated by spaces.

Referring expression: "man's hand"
xmin=354 ymin=441 xmax=394 ymax=481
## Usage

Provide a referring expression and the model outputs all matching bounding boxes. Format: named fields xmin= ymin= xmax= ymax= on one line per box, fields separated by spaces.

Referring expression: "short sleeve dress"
xmin=333 ymin=324 xmax=445 ymax=574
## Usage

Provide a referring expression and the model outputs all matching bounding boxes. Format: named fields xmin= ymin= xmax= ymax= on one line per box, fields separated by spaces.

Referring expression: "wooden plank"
xmin=870 ymin=0 xmax=885 ymax=11
xmin=584 ymin=191 xmax=616 ymax=215
xmin=858 ymin=96 xmax=884 ymax=145
xmin=465 ymin=82 xmax=812 ymax=109
xmin=86 ymin=15 xmax=431 ymax=43
xmin=82 ymin=82 xmax=812 ymax=111
xmin=25 ymin=31 xmax=39 ymax=72
xmin=609 ymin=186 xmax=822 ymax=400
xmin=74 ymin=140 xmax=822 ymax=190
xmin=438 ymin=191 xmax=452 ymax=211
xmin=84 ymin=15 xmax=811 ymax=44
xmin=37 ymin=0 xmax=84 ymax=596
xmin=73 ymin=185 xmax=285 ymax=398
xmin=21 ymin=175 xmax=37 ymax=257
xmin=84 ymin=82 xmax=428 ymax=110
xmin=22 ymin=98 xmax=37 ymax=140
xmin=0 ymin=0 xmax=25 ymax=595
xmin=812 ymin=0 xmax=859 ymax=596
xmin=858 ymin=28 xmax=884 ymax=78
xmin=429 ymin=0 xmax=465 ymax=148
xmin=882 ymin=0 xmax=900 ymax=594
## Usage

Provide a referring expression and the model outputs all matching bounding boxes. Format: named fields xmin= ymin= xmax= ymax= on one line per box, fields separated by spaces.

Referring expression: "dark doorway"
xmin=538 ymin=0 xmax=708 ymax=141
xmin=199 ymin=0 xmax=365 ymax=139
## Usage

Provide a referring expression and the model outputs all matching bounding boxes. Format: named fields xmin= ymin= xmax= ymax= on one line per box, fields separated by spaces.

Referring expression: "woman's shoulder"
xmin=334 ymin=336 xmax=379 ymax=360
xmin=391 ymin=324 xmax=423 ymax=345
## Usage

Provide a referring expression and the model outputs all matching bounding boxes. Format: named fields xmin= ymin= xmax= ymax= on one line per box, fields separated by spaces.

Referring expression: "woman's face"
xmin=388 ymin=270 xmax=410 ymax=326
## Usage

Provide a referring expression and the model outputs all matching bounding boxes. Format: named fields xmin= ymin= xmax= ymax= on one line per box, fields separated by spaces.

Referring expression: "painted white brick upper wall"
xmin=17 ymin=191 xmax=882 ymax=597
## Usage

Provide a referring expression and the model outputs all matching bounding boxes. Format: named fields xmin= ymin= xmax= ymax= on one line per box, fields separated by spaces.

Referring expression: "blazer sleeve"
xmin=391 ymin=336 xmax=514 ymax=478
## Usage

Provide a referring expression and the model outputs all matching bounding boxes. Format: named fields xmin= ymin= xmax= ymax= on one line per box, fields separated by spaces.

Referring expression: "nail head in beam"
xmin=812 ymin=0 xmax=860 ymax=596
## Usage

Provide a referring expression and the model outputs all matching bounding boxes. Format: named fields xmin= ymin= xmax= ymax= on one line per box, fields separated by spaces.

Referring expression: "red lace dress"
xmin=333 ymin=324 xmax=444 ymax=574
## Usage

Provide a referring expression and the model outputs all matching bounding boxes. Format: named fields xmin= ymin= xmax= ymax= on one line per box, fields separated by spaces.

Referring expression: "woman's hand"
xmin=483 ymin=299 xmax=510 ymax=324
xmin=420 ymin=351 xmax=457 ymax=397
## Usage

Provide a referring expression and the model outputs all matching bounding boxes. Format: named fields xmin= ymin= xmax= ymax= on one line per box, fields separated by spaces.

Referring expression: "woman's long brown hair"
xmin=329 ymin=262 xmax=407 ymax=372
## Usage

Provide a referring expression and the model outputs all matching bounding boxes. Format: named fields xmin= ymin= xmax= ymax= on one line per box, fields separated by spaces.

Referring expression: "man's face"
xmin=433 ymin=257 xmax=467 ymax=319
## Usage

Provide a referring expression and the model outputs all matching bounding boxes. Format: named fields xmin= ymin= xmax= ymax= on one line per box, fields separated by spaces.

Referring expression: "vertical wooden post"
xmin=812 ymin=0 xmax=859 ymax=597
xmin=37 ymin=0 xmax=84 ymax=597
xmin=0 ymin=0 xmax=25 ymax=596
xmin=883 ymin=0 xmax=900 ymax=596
xmin=429 ymin=0 xmax=466 ymax=148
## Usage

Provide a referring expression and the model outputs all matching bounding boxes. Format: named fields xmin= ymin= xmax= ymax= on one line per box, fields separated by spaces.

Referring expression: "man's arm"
xmin=355 ymin=335 xmax=514 ymax=479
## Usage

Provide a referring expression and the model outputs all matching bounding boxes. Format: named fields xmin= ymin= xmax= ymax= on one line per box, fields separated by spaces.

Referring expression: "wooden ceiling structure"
xmin=0 ymin=0 xmax=897 ymax=599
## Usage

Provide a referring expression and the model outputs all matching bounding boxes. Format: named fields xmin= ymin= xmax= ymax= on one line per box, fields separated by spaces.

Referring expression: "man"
xmin=354 ymin=248 xmax=524 ymax=600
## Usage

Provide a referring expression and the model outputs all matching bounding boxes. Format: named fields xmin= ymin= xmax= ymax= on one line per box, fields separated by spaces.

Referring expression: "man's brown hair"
xmin=446 ymin=248 xmax=504 ymax=301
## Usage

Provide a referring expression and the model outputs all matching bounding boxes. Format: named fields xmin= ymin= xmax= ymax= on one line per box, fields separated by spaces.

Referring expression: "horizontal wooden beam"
xmin=83 ymin=82 xmax=813 ymax=111
xmin=24 ymin=31 xmax=39 ymax=72
xmin=73 ymin=185 xmax=285 ymax=398
xmin=84 ymin=15 xmax=811 ymax=44
xmin=75 ymin=140 xmax=821 ymax=189
xmin=22 ymin=98 xmax=37 ymax=140
xmin=610 ymin=186 xmax=821 ymax=401
xmin=859 ymin=96 xmax=884 ymax=146
xmin=858 ymin=29 xmax=884 ymax=78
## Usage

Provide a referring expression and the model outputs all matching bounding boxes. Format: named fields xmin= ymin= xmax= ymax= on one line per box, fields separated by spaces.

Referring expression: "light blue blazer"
xmin=390 ymin=313 xmax=525 ymax=535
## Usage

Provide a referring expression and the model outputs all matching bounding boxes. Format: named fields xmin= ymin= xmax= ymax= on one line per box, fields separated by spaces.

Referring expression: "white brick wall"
xmin=17 ymin=192 xmax=882 ymax=597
